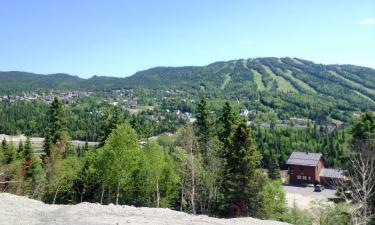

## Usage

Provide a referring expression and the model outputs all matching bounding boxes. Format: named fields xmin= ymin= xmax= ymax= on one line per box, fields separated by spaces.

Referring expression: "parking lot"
xmin=282 ymin=185 xmax=337 ymax=210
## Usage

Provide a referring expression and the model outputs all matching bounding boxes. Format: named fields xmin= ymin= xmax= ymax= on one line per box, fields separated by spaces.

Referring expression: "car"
xmin=314 ymin=184 xmax=325 ymax=192
xmin=306 ymin=183 xmax=314 ymax=188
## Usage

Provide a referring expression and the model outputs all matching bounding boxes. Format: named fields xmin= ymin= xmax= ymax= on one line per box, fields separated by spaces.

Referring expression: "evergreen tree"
xmin=1 ymin=138 xmax=16 ymax=164
xmin=48 ymin=97 xmax=67 ymax=144
xmin=43 ymin=97 xmax=68 ymax=156
xmin=23 ymin=137 xmax=33 ymax=161
xmin=43 ymin=127 xmax=53 ymax=158
xmin=21 ymin=137 xmax=44 ymax=196
xmin=98 ymin=107 xmax=125 ymax=147
xmin=268 ymin=152 xmax=281 ymax=180
xmin=351 ymin=111 xmax=375 ymax=142
xmin=218 ymin=102 xmax=239 ymax=150
xmin=17 ymin=141 xmax=24 ymax=159
xmin=222 ymin=123 xmax=262 ymax=217
xmin=195 ymin=98 xmax=212 ymax=162
xmin=82 ymin=140 xmax=89 ymax=156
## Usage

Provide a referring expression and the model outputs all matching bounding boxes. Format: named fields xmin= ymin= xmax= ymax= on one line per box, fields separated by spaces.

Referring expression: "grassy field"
xmin=283 ymin=69 xmax=317 ymax=93
xmin=220 ymin=73 xmax=231 ymax=90
xmin=251 ymin=69 xmax=266 ymax=91
xmin=262 ymin=65 xmax=297 ymax=92
xmin=329 ymin=70 xmax=375 ymax=96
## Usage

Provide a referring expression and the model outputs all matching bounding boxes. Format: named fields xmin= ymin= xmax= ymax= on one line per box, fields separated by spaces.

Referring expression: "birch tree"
xmin=175 ymin=125 xmax=198 ymax=214
xmin=339 ymin=141 xmax=375 ymax=225
xmin=99 ymin=123 xmax=140 ymax=205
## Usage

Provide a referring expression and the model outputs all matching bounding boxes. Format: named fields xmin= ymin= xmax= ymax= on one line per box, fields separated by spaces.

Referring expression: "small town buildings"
xmin=287 ymin=151 xmax=344 ymax=186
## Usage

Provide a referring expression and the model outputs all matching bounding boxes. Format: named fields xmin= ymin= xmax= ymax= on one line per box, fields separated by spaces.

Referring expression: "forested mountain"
xmin=0 ymin=72 xmax=124 ymax=93
xmin=1 ymin=57 xmax=374 ymax=115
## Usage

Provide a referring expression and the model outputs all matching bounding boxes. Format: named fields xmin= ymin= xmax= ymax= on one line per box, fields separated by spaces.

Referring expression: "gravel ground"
xmin=0 ymin=193 xmax=289 ymax=225
xmin=0 ymin=134 xmax=98 ymax=149
xmin=283 ymin=185 xmax=337 ymax=210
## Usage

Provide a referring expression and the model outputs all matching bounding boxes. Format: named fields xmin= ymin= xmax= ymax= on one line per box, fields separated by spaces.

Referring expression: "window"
xmin=297 ymin=175 xmax=301 ymax=180
xmin=303 ymin=176 xmax=307 ymax=180
xmin=308 ymin=176 xmax=311 ymax=181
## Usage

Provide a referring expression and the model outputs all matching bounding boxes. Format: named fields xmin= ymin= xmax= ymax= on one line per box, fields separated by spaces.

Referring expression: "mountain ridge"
xmin=1 ymin=57 xmax=375 ymax=80
xmin=1 ymin=57 xmax=374 ymax=118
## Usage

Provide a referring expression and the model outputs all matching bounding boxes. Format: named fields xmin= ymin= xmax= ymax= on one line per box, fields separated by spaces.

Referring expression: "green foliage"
xmin=268 ymin=152 xmax=281 ymax=180
xmin=218 ymin=101 xmax=239 ymax=149
xmin=141 ymin=142 xmax=179 ymax=207
xmin=351 ymin=111 xmax=375 ymax=141
xmin=1 ymin=57 xmax=375 ymax=123
xmin=22 ymin=137 xmax=33 ymax=160
xmin=16 ymin=141 xmax=24 ymax=159
xmin=281 ymin=202 xmax=314 ymax=225
xmin=311 ymin=201 xmax=351 ymax=225
xmin=48 ymin=97 xmax=67 ymax=144
xmin=255 ymin=124 xmax=348 ymax=168
xmin=1 ymin=139 xmax=16 ymax=164
xmin=221 ymin=123 xmax=263 ymax=217
xmin=43 ymin=97 xmax=69 ymax=158
xmin=98 ymin=123 xmax=141 ymax=204
xmin=45 ymin=155 xmax=82 ymax=203
xmin=195 ymin=98 xmax=212 ymax=161
xmin=259 ymin=180 xmax=287 ymax=220
xmin=0 ymin=98 xmax=366 ymax=223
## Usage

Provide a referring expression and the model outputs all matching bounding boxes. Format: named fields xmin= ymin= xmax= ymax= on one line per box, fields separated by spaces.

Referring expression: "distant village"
xmin=0 ymin=89 xmax=340 ymax=131
xmin=0 ymin=91 xmax=92 ymax=104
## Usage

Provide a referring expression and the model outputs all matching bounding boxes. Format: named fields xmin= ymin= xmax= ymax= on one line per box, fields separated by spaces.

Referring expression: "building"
xmin=319 ymin=168 xmax=345 ymax=186
xmin=287 ymin=151 xmax=344 ymax=186
xmin=287 ymin=152 xmax=325 ymax=185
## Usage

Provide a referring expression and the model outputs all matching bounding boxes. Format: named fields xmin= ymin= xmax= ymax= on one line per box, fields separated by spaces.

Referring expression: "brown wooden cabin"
xmin=287 ymin=152 xmax=325 ymax=185
xmin=287 ymin=151 xmax=344 ymax=186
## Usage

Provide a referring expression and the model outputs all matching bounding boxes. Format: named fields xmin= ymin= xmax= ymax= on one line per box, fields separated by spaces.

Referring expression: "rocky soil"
xmin=0 ymin=193 xmax=289 ymax=225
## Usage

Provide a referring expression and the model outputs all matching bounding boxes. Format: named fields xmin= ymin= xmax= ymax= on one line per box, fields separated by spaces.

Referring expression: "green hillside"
xmin=1 ymin=57 xmax=374 ymax=122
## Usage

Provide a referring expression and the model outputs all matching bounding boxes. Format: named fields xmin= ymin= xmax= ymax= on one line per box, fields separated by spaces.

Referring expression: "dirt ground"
xmin=282 ymin=185 xmax=337 ymax=210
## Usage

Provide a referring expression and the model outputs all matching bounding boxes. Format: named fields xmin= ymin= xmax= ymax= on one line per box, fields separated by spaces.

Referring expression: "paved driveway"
xmin=282 ymin=185 xmax=337 ymax=210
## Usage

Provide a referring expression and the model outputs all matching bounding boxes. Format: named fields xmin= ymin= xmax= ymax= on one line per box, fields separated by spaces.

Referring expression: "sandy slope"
xmin=0 ymin=193 xmax=289 ymax=225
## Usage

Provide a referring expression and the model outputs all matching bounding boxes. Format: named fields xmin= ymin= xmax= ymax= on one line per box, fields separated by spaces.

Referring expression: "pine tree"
xmin=195 ymin=98 xmax=212 ymax=162
xmin=99 ymin=107 xmax=125 ymax=147
xmin=268 ymin=152 xmax=281 ymax=180
xmin=17 ymin=141 xmax=24 ymax=159
xmin=218 ymin=102 xmax=239 ymax=150
xmin=23 ymin=137 xmax=33 ymax=161
xmin=43 ymin=127 xmax=53 ymax=158
xmin=49 ymin=97 xmax=67 ymax=144
xmin=1 ymin=138 xmax=16 ymax=164
xmin=222 ymin=123 xmax=262 ymax=217
xmin=351 ymin=111 xmax=375 ymax=142
xmin=84 ymin=140 xmax=89 ymax=152
xmin=43 ymin=97 xmax=68 ymax=156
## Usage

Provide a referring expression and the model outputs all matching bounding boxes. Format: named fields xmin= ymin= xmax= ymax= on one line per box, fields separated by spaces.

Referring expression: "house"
xmin=287 ymin=152 xmax=325 ymax=185
xmin=287 ymin=151 xmax=344 ymax=186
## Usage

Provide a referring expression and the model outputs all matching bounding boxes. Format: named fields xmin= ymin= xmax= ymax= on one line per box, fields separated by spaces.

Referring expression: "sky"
xmin=0 ymin=0 xmax=374 ymax=78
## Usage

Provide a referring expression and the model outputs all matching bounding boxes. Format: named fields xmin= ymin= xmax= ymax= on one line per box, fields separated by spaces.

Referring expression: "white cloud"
xmin=240 ymin=40 xmax=254 ymax=45
xmin=357 ymin=17 xmax=375 ymax=25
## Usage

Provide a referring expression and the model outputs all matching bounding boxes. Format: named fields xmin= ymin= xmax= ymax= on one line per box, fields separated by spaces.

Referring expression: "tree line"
xmin=1 ymin=97 xmax=374 ymax=224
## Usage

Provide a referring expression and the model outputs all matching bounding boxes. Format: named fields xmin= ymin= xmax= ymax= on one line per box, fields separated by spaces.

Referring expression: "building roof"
xmin=286 ymin=151 xmax=323 ymax=167
xmin=319 ymin=168 xmax=344 ymax=179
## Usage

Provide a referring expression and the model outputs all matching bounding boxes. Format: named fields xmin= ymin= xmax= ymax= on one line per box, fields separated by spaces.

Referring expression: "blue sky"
xmin=0 ymin=0 xmax=374 ymax=78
